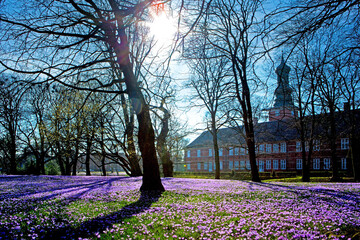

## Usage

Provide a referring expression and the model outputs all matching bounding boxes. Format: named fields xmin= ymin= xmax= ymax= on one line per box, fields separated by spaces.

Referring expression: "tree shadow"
xmin=42 ymin=190 xmax=163 ymax=239
xmin=246 ymin=181 xmax=360 ymax=208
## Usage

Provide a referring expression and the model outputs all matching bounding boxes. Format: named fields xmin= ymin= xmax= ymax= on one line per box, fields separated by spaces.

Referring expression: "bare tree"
xmin=0 ymin=75 xmax=25 ymax=174
xmin=197 ymin=0 xmax=264 ymax=182
xmin=0 ymin=0 xmax=164 ymax=191
xmin=185 ymin=27 xmax=232 ymax=179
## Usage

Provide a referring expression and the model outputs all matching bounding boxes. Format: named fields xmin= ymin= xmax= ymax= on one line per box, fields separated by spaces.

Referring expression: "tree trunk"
xmin=106 ymin=6 xmax=164 ymax=192
xmin=211 ymin=116 xmax=220 ymax=179
xmin=119 ymin=61 xmax=164 ymax=192
xmin=157 ymin=107 xmax=173 ymax=178
xmin=329 ymin=106 xmax=340 ymax=181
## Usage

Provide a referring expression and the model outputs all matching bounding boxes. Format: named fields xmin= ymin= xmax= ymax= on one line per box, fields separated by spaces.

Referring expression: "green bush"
xmin=45 ymin=161 xmax=60 ymax=175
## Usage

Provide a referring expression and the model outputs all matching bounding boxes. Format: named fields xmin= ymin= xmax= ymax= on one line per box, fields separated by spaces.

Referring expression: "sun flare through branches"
xmin=148 ymin=0 xmax=177 ymax=47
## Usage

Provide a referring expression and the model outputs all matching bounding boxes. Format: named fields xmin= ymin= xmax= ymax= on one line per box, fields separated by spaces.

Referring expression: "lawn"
xmin=0 ymin=176 xmax=359 ymax=239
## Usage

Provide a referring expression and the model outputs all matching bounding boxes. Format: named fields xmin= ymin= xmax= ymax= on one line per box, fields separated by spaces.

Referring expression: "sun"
xmin=147 ymin=3 xmax=177 ymax=46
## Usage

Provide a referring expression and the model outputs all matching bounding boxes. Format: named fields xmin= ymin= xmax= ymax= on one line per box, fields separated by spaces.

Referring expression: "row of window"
xmin=186 ymin=158 xmax=348 ymax=171
xmin=187 ymin=142 xmax=287 ymax=158
xmin=186 ymin=138 xmax=350 ymax=158
xmin=187 ymin=159 xmax=287 ymax=171
xmin=295 ymin=158 xmax=347 ymax=170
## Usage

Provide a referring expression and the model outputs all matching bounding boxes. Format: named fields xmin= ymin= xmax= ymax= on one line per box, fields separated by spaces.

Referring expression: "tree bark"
xmin=109 ymin=24 xmax=164 ymax=191
xmin=156 ymin=107 xmax=173 ymax=177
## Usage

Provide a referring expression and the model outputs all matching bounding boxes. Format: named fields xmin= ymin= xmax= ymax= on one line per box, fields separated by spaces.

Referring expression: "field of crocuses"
xmin=0 ymin=176 xmax=359 ymax=240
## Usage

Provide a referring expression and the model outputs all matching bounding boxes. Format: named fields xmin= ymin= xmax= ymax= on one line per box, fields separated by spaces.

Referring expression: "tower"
xmin=269 ymin=57 xmax=297 ymax=121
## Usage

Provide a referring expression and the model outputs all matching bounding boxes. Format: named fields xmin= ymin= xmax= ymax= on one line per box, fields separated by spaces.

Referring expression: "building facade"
xmin=184 ymin=59 xmax=352 ymax=174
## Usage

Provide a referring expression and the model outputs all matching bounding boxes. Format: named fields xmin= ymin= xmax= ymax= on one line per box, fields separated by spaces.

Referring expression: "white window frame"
xmin=280 ymin=142 xmax=287 ymax=153
xmin=280 ymin=159 xmax=286 ymax=170
xmin=341 ymin=158 xmax=347 ymax=170
xmin=324 ymin=158 xmax=331 ymax=170
xmin=296 ymin=159 xmax=303 ymax=170
xmin=266 ymin=160 xmax=271 ymax=170
xmin=266 ymin=144 xmax=272 ymax=153
xmin=197 ymin=162 xmax=201 ymax=170
xmin=259 ymin=144 xmax=265 ymax=153
xmin=341 ymin=138 xmax=349 ymax=150
xmin=259 ymin=160 xmax=264 ymax=172
xmin=313 ymin=158 xmax=320 ymax=170
xmin=197 ymin=149 xmax=201 ymax=157
xmin=187 ymin=163 xmax=191 ymax=170
xmin=273 ymin=160 xmax=279 ymax=170
xmin=209 ymin=149 xmax=212 ymax=157
xmin=187 ymin=150 xmax=190 ymax=158
xmin=204 ymin=162 xmax=208 ymax=170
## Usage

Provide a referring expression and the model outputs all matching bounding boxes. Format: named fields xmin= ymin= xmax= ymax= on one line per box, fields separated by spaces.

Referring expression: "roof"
xmin=186 ymin=109 xmax=360 ymax=149
xmin=187 ymin=119 xmax=298 ymax=149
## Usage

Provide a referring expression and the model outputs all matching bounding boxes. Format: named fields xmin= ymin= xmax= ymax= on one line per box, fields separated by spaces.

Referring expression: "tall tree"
xmin=0 ymin=0 xmax=164 ymax=191
xmin=198 ymin=0 xmax=264 ymax=182
xmin=0 ymin=75 xmax=24 ymax=174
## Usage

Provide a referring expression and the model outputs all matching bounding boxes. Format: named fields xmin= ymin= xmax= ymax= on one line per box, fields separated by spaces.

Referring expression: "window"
xmin=341 ymin=158 xmax=347 ymax=170
xmin=229 ymin=161 xmax=233 ymax=170
xmin=341 ymin=138 xmax=349 ymax=150
xmin=197 ymin=149 xmax=201 ymax=157
xmin=234 ymin=161 xmax=240 ymax=170
xmin=296 ymin=159 xmax=303 ymax=170
xmin=235 ymin=147 xmax=239 ymax=155
xmin=273 ymin=160 xmax=279 ymax=170
xmin=266 ymin=144 xmax=272 ymax=153
xmin=219 ymin=148 xmax=223 ymax=156
xmin=324 ymin=158 xmax=331 ymax=170
xmin=240 ymin=160 xmax=245 ymax=170
xmin=313 ymin=158 xmax=320 ymax=170
xmin=296 ymin=141 xmax=302 ymax=152
xmin=204 ymin=162 xmax=208 ymax=170
xmin=229 ymin=147 xmax=234 ymax=156
xmin=187 ymin=163 xmax=191 ymax=170
xmin=259 ymin=160 xmax=264 ymax=172
xmin=240 ymin=147 xmax=245 ymax=155
xmin=305 ymin=141 xmax=309 ymax=152
xmin=273 ymin=144 xmax=279 ymax=153
xmin=280 ymin=142 xmax=287 ymax=153
xmin=259 ymin=144 xmax=265 ymax=152
xmin=220 ymin=161 xmax=223 ymax=170
xmin=209 ymin=162 xmax=213 ymax=172
xmin=209 ymin=149 xmax=212 ymax=157
xmin=275 ymin=110 xmax=280 ymax=116
xmin=280 ymin=159 xmax=286 ymax=170
xmin=187 ymin=150 xmax=190 ymax=158
xmin=197 ymin=162 xmax=201 ymax=170
xmin=246 ymin=160 xmax=251 ymax=170
xmin=314 ymin=140 xmax=320 ymax=151
xmin=266 ymin=160 xmax=272 ymax=170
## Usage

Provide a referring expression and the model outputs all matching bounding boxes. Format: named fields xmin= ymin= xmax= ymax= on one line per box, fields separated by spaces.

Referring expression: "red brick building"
xmin=184 ymin=60 xmax=352 ymax=174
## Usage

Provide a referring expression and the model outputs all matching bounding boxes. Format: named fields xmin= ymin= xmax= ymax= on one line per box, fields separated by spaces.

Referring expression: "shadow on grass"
xmin=247 ymin=181 xmax=360 ymax=207
xmin=43 ymin=190 xmax=162 ymax=239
